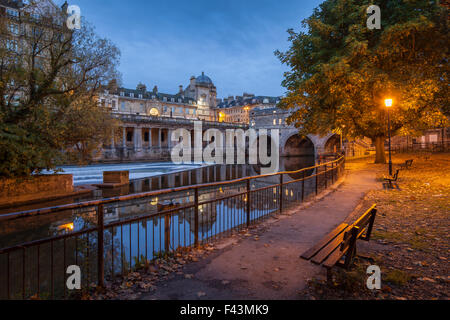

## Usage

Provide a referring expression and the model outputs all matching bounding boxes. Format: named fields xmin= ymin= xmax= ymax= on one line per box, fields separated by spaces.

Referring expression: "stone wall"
xmin=0 ymin=175 xmax=73 ymax=207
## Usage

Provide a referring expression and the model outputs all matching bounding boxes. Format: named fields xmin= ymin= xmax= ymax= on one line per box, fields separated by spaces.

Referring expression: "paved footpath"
xmin=141 ymin=163 xmax=381 ymax=300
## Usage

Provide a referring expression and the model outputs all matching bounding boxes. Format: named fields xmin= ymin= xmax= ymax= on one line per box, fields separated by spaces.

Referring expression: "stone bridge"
xmin=99 ymin=110 xmax=342 ymax=163
xmin=251 ymin=107 xmax=342 ymax=159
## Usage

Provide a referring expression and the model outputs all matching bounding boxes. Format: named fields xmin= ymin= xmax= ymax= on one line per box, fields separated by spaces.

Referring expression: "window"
xmin=127 ymin=131 xmax=133 ymax=142
xmin=8 ymin=24 xmax=19 ymax=35
xmin=279 ymin=119 xmax=282 ymax=125
xmin=6 ymin=39 xmax=18 ymax=52
xmin=273 ymin=119 xmax=277 ymax=126
xmin=32 ymin=27 xmax=43 ymax=37
xmin=6 ymin=9 xmax=19 ymax=18
xmin=138 ymin=94 xmax=143 ymax=99
xmin=121 ymin=102 xmax=126 ymax=111
xmin=171 ymin=98 xmax=175 ymax=102
xmin=130 ymin=93 xmax=134 ymax=98
xmin=120 ymin=92 xmax=124 ymax=96
xmin=163 ymin=97 xmax=167 ymax=102
xmin=112 ymin=101 xmax=116 ymax=109
xmin=178 ymin=98 xmax=182 ymax=103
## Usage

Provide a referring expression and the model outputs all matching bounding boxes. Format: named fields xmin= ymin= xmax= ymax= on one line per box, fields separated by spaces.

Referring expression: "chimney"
xmin=152 ymin=86 xmax=158 ymax=94
xmin=61 ymin=1 xmax=69 ymax=11
xmin=179 ymin=85 xmax=183 ymax=94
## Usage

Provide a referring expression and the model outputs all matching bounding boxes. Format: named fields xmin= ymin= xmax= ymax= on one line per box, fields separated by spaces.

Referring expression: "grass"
xmin=384 ymin=269 xmax=412 ymax=286
xmin=302 ymin=154 xmax=450 ymax=300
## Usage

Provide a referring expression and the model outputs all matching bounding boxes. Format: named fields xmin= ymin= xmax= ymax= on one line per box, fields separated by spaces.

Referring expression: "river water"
xmin=42 ymin=162 xmax=208 ymax=186
xmin=0 ymin=157 xmax=316 ymax=248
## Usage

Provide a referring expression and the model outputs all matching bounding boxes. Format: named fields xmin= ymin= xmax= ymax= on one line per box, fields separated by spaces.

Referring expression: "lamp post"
xmin=385 ymin=99 xmax=393 ymax=176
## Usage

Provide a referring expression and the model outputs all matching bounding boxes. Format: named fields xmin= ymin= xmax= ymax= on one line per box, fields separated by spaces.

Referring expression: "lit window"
xmin=273 ymin=119 xmax=277 ymax=126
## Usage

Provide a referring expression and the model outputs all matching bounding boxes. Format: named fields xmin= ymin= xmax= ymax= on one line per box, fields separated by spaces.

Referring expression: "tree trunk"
xmin=374 ymin=136 xmax=386 ymax=164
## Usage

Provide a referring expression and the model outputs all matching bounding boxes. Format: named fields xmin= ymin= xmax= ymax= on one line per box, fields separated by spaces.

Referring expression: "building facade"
xmin=216 ymin=94 xmax=280 ymax=124
xmin=100 ymin=72 xmax=218 ymax=122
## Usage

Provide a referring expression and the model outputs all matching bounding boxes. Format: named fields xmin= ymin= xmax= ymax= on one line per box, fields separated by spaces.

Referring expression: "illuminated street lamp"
xmin=385 ymin=99 xmax=393 ymax=176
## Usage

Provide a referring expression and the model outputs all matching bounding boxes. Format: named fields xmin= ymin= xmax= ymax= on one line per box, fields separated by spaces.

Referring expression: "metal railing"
xmin=391 ymin=141 xmax=450 ymax=153
xmin=0 ymin=156 xmax=345 ymax=300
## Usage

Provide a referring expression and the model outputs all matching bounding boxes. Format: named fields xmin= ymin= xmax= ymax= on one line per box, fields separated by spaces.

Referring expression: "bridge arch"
xmin=324 ymin=134 xmax=341 ymax=154
xmin=281 ymin=132 xmax=316 ymax=157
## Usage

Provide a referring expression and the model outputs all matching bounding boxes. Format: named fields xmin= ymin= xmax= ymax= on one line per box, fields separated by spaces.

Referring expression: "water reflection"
xmin=0 ymin=157 xmax=317 ymax=250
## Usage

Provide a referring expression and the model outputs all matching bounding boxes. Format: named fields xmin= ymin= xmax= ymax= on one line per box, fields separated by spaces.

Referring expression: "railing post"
xmin=331 ymin=162 xmax=334 ymax=184
xmin=279 ymin=174 xmax=283 ymax=214
xmin=164 ymin=214 xmax=171 ymax=255
xmin=194 ymin=188 xmax=199 ymax=247
xmin=315 ymin=169 xmax=318 ymax=196
xmin=325 ymin=164 xmax=328 ymax=189
xmin=301 ymin=170 xmax=305 ymax=203
xmin=97 ymin=204 xmax=105 ymax=288
xmin=246 ymin=179 xmax=251 ymax=228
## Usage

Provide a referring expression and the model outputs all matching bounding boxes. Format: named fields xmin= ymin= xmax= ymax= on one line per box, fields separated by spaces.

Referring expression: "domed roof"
xmin=196 ymin=72 xmax=213 ymax=84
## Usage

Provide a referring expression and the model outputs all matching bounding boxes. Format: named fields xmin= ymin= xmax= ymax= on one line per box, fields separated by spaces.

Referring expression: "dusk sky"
xmin=55 ymin=0 xmax=323 ymax=98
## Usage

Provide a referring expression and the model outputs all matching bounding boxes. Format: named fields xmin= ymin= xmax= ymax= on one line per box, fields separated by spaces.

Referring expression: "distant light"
xmin=385 ymin=99 xmax=393 ymax=108
xmin=58 ymin=223 xmax=74 ymax=232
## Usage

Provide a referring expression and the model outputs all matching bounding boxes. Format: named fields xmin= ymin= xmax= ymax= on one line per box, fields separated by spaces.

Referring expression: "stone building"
xmin=215 ymin=94 xmax=281 ymax=124
xmin=100 ymin=72 xmax=218 ymax=122
xmin=1 ymin=0 xmax=68 ymax=104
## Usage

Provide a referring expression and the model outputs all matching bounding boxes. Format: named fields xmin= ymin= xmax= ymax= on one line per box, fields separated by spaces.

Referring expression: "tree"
xmin=276 ymin=0 xmax=449 ymax=163
xmin=0 ymin=1 xmax=121 ymax=177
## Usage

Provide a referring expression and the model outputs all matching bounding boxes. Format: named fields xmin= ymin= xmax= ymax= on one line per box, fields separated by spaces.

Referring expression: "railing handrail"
xmin=0 ymin=157 xmax=344 ymax=223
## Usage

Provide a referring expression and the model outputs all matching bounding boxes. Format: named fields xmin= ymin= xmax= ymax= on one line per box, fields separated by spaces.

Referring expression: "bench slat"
xmin=354 ymin=212 xmax=372 ymax=230
xmin=300 ymin=223 xmax=349 ymax=260
xmin=311 ymin=230 xmax=348 ymax=265
xmin=323 ymin=245 xmax=347 ymax=269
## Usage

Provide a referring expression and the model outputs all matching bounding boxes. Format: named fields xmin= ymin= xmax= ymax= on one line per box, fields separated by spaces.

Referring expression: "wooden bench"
xmin=384 ymin=169 xmax=400 ymax=188
xmin=399 ymin=159 xmax=413 ymax=170
xmin=300 ymin=205 xmax=377 ymax=282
